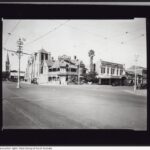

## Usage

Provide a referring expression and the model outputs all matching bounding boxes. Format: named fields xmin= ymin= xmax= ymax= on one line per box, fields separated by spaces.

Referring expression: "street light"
xmin=16 ymin=38 xmax=23 ymax=88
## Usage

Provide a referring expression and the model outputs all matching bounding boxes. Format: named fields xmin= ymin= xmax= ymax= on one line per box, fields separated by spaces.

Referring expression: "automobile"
xmin=31 ymin=78 xmax=38 ymax=84
xmin=10 ymin=78 xmax=18 ymax=82
xmin=111 ymin=81 xmax=120 ymax=86
xmin=139 ymin=83 xmax=147 ymax=89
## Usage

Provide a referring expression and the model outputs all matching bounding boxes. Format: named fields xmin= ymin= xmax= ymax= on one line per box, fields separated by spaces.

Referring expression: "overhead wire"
xmin=23 ymin=20 xmax=145 ymax=55
xmin=3 ymin=20 xmax=21 ymax=46
xmin=24 ymin=20 xmax=70 ymax=47
xmin=65 ymin=23 xmax=145 ymax=49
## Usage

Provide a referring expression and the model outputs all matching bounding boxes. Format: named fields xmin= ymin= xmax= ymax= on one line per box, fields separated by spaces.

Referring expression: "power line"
xmin=3 ymin=47 xmax=32 ymax=55
xmin=66 ymin=24 xmax=145 ymax=49
xmin=24 ymin=20 xmax=70 ymax=47
xmin=3 ymin=20 xmax=21 ymax=46
xmin=66 ymin=24 xmax=106 ymax=41
xmin=10 ymin=20 xmax=21 ymax=34
xmin=121 ymin=34 xmax=145 ymax=45
xmin=107 ymin=27 xmax=144 ymax=40
xmin=66 ymin=24 xmax=144 ymax=41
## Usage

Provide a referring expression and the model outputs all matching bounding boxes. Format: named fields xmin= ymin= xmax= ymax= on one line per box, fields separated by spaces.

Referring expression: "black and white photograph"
xmin=2 ymin=18 xmax=147 ymax=130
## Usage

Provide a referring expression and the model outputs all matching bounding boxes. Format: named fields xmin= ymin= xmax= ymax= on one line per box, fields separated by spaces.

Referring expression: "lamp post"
xmin=16 ymin=38 xmax=23 ymax=88
xmin=134 ymin=54 xmax=139 ymax=92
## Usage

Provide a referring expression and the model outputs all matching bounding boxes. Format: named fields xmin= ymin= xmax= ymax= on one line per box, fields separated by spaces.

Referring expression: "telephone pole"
xmin=78 ymin=60 xmax=80 ymax=85
xmin=134 ymin=54 xmax=139 ymax=92
xmin=16 ymin=38 xmax=23 ymax=88
xmin=3 ymin=39 xmax=31 ymax=88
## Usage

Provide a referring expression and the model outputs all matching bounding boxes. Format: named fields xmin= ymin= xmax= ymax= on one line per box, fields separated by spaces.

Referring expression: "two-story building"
xmin=95 ymin=59 xmax=126 ymax=85
xmin=125 ymin=66 xmax=147 ymax=86
xmin=25 ymin=49 xmax=86 ymax=85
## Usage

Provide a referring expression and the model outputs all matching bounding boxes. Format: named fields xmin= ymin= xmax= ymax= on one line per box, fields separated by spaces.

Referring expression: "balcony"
xmin=48 ymin=71 xmax=78 ymax=76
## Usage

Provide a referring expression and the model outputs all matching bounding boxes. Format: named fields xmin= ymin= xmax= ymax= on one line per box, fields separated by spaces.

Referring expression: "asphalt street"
xmin=2 ymin=81 xmax=147 ymax=130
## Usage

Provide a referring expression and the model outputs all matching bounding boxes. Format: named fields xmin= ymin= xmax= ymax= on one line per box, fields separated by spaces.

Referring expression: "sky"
xmin=2 ymin=18 xmax=147 ymax=72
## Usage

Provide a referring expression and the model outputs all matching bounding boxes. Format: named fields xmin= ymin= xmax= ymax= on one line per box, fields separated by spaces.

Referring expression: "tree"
xmin=83 ymin=71 xmax=98 ymax=83
xmin=88 ymin=49 xmax=95 ymax=72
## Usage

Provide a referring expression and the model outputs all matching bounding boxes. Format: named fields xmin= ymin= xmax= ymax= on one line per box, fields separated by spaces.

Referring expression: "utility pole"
xmin=78 ymin=60 xmax=80 ymax=85
xmin=3 ymin=42 xmax=31 ymax=88
xmin=134 ymin=54 xmax=139 ymax=92
xmin=16 ymin=38 xmax=23 ymax=88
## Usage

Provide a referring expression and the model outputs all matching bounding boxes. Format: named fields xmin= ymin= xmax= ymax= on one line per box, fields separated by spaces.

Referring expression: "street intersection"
xmin=3 ymin=81 xmax=147 ymax=130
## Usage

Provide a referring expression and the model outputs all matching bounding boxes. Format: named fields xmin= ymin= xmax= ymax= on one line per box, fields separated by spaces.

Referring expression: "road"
xmin=2 ymin=81 xmax=147 ymax=130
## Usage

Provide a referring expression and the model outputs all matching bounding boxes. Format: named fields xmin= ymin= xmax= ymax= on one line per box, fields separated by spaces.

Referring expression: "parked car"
xmin=111 ymin=81 xmax=120 ymax=86
xmin=138 ymin=83 xmax=147 ymax=89
xmin=10 ymin=78 xmax=18 ymax=82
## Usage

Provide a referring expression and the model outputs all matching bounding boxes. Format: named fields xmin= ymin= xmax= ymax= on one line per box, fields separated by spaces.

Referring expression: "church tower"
xmin=5 ymin=52 xmax=10 ymax=72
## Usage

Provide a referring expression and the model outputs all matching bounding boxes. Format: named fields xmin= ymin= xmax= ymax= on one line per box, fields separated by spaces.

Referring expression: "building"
xmin=2 ymin=53 xmax=11 ymax=80
xmin=25 ymin=48 xmax=52 ymax=83
xmin=125 ymin=66 xmax=147 ymax=86
xmin=9 ymin=70 xmax=25 ymax=81
xmin=95 ymin=59 xmax=126 ymax=85
xmin=25 ymin=49 xmax=86 ymax=85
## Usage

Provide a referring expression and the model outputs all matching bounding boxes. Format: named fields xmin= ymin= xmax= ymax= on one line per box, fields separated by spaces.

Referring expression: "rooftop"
xmin=38 ymin=48 xmax=48 ymax=54
xmin=100 ymin=59 xmax=124 ymax=68
xmin=127 ymin=65 xmax=146 ymax=70
xmin=50 ymin=60 xmax=78 ymax=69
xmin=45 ymin=60 xmax=54 ymax=67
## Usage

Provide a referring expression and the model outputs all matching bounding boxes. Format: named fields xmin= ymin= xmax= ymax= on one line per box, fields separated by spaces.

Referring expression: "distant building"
xmin=9 ymin=70 xmax=25 ymax=81
xmin=125 ymin=66 xmax=147 ymax=86
xmin=25 ymin=49 xmax=86 ymax=85
xmin=2 ymin=53 xmax=11 ymax=80
xmin=96 ymin=59 xmax=126 ymax=85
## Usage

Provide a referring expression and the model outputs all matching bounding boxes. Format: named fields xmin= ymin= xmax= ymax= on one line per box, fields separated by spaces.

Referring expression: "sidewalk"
xmin=21 ymin=81 xmax=31 ymax=85
xmin=124 ymin=89 xmax=147 ymax=97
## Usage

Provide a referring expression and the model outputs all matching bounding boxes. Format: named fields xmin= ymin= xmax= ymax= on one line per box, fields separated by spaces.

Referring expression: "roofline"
xmin=100 ymin=59 xmax=124 ymax=66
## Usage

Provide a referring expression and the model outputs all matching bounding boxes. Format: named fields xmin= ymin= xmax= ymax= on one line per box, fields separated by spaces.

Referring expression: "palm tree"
xmin=88 ymin=49 xmax=95 ymax=72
